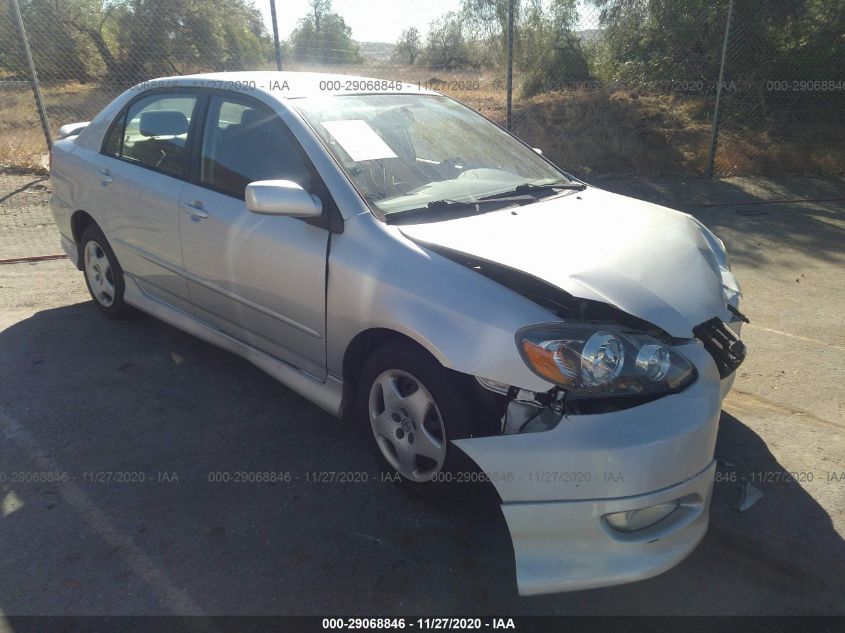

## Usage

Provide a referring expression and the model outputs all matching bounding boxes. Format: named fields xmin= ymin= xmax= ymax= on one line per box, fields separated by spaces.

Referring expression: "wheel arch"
xmin=339 ymin=327 xmax=444 ymax=420
xmin=70 ymin=210 xmax=97 ymax=270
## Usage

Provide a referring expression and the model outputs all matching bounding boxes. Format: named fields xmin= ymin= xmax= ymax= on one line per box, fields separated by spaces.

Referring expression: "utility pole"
xmin=706 ymin=0 xmax=734 ymax=178
xmin=270 ymin=0 xmax=283 ymax=71
xmin=10 ymin=0 xmax=52 ymax=149
xmin=506 ymin=0 xmax=514 ymax=131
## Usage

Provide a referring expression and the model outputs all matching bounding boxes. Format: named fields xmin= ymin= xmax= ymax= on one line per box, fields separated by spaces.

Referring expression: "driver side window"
xmin=199 ymin=96 xmax=312 ymax=200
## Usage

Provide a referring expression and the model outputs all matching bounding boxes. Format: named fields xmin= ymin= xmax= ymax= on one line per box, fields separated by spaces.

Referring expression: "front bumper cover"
xmin=503 ymin=460 xmax=715 ymax=595
xmin=453 ymin=341 xmax=724 ymax=595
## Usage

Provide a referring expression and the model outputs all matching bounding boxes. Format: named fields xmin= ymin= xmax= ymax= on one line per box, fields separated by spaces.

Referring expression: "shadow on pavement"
xmin=708 ymin=411 xmax=844 ymax=611
xmin=594 ymin=175 xmax=845 ymax=269
xmin=0 ymin=302 xmax=842 ymax=614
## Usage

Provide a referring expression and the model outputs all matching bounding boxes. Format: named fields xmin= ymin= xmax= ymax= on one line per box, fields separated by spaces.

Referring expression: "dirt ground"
xmin=0 ymin=173 xmax=842 ymax=615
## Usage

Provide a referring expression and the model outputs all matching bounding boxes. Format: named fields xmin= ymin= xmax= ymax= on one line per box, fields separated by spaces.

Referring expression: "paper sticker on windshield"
xmin=321 ymin=119 xmax=397 ymax=162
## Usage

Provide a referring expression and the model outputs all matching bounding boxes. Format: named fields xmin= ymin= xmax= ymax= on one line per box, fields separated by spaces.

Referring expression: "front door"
xmin=178 ymin=93 xmax=329 ymax=379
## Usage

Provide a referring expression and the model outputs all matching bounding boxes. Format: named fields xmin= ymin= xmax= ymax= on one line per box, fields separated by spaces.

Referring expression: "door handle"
xmin=181 ymin=200 xmax=208 ymax=220
xmin=97 ymin=168 xmax=112 ymax=185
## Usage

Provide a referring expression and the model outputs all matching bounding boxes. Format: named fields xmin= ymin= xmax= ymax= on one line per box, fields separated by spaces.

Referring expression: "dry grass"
xmin=0 ymin=85 xmax=50 ymax=171
xmin=505 ymin=89 xmax=712 ymax=176
xmin=713 ymin=126 xmax=845 ymax=178
xmin=0 ymin=81 xmax=115 ymax=172
xmin=2 ymin=66 xmax=843 ymax=178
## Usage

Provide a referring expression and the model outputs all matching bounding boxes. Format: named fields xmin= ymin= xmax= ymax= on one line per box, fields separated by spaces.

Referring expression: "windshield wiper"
xmin=384 ymin=196 xmax=532 ymax=224
xmin=478 ymin=180 xmax=586 ymax=201
xmin=383 ymin=180 xmax=586 ymax=224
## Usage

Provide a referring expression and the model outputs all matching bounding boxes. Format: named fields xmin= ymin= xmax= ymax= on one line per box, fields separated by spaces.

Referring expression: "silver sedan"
xmin=49 ymin=71 xmax=746 ymax=596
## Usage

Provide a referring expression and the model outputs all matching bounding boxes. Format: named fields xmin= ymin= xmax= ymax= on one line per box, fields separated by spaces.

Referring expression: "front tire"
xmin=80 ymin=224 xmax=135 ymax=320
xmin=357 ymin=340 xmax=480 ymax=498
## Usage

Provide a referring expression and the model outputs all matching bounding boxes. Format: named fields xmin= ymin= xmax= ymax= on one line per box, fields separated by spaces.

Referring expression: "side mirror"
xmin=532 ymin=147 xmax=543 ymax=155
xmin=245 ymin=180 xmax=322 ymax=218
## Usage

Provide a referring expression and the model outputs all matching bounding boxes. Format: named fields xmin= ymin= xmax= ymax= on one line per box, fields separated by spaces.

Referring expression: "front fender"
xmin=326 ymin=213 xmax=557 ymax=392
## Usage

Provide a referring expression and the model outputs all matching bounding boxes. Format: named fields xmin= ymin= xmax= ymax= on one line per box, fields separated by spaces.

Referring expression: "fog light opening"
xmin=604 ymin=501 xmax=680 ymax=533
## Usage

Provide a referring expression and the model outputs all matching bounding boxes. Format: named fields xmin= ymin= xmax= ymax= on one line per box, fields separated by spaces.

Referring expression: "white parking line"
xmin=747 ymin=323 xmax=845 ymax=351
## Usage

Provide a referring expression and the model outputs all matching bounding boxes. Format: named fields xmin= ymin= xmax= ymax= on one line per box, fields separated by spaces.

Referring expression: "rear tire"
xmin=80 ymin=224 xmax=136 ymax=321
xmin=357 ymin=339 xmax=481 ymax=499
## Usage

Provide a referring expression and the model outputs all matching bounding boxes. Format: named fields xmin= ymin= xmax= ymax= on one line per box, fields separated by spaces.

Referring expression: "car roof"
xmin=153 ymin=71 xmax=440 ymax=100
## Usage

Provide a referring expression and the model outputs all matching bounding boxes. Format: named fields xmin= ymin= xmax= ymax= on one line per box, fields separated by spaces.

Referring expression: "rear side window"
xmin=199 ymin=95 xmax=312 ymax=199
xmin=119 ymin=94 xmax=198 ymax=178
xmin=102 ymin=117 xmax=122 ymax=157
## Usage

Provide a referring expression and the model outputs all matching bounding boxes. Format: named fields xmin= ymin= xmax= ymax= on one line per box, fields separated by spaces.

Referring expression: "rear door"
xmin=94 ymin=91 xmax=200 ymax=311
xmin=178 ymin=92 xmax=330 ymax=379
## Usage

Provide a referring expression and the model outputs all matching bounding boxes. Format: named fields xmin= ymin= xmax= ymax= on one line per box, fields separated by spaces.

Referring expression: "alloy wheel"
xmin=84 ymin=240 xmax=116 ymax=307
xmin=368 ymin=369 xmax=447 ymax=482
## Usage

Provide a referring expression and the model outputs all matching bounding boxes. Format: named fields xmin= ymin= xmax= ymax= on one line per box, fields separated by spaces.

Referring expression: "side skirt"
xmin=122 ymin=274 xmax=343 ymax=417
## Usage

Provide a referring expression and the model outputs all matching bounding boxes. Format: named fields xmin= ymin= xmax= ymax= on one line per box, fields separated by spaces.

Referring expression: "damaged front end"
xmin=458 ymin=340 xmax=727 ymax=595
xmin=438 ymin=244 xmax=745 ymax=439
xmin=431 ymin=246 xmax=747 ymax=595
xmin=474 ymin=376 xmax=567 ymax=435
xmin=394 ymin=192 xmax=748 ymax=594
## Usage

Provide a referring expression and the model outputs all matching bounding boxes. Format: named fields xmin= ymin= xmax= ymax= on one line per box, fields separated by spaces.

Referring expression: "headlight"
xmin=516 ymin=323 xmax=696 ymax=398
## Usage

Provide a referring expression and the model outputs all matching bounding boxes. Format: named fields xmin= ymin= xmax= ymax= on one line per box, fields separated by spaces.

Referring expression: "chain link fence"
xmin=508 ymin=0 xmax=845 ymax=179
xmin=714 ymin=0 xmax=845 ymax=176
xmin=1 ymin=0 xmax=844 ymax=260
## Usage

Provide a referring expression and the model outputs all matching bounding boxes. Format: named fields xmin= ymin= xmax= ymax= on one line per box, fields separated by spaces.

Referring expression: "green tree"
xmin=290 ymin=0 xmax=363 ymax=64
xmin=419 ymin=12 xmax=470 ymax=69
xmin=23 ymin=0 xmax=272 ymax=85
xmin=589 ymin=0 xmax=845 ymax=117
xmin=460 ymin=0 xmax=514 ymax=64
xmin=106 ymin=0 xmax=270 ymax=80
xmin=590 ymin=0 xmax=728 ymax=85
xmin=2 ymin=0 xmax=274 ymax=84
xmin=519 ymin=0 xmax=590 ymax=97
xmin=392 ymin=27 xmax=422 ymax=65
xmin=0 ymin=0 xmax=92 ymax=82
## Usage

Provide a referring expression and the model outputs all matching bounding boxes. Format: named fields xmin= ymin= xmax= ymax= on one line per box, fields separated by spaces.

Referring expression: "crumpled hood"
xmin=399 ymin=187 xmax=731 ymax=338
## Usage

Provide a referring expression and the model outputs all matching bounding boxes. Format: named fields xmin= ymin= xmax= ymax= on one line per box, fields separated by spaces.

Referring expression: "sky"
xmin=257 ymin=0 xmax=600 ymax=45
xmin=258 ymin=0 xmax=463 ymax=43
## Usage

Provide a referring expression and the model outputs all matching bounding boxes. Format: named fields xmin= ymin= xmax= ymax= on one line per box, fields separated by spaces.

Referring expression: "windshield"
xmin=293 ymin=94 xmax=569 ymax=216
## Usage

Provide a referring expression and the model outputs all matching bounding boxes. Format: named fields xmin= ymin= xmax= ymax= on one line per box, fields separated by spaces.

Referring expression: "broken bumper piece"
xmin=454 ymin=342 xmax=723 ymax=595
xmin=503 ymin=460 xmax=715 ymax=595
